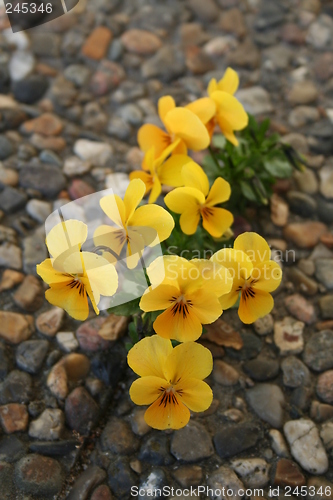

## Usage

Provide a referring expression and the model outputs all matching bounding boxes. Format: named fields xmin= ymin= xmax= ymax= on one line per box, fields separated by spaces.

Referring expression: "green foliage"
xmin=204 ymin=114 xmax=305 ymax=213
xmin=107 ymin=296 xmax=141 ymax=316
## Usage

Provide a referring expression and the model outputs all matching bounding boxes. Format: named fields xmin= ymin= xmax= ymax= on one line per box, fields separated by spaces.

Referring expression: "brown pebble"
xmin=0 ymin=404 xmax=28 ymax=433
xmin=0 ymin=311 xmax=34 ymax=344
xmin=172 ymin=465 xmax=203 ymax=488
xmin=317 ymin=370 xmax=333 ymax=403
xmin=21 ymin=113 xmax=63 ymax=136
xmin=213 ymin=360 xmax=239 ymax=386
xmin=273 ymin=458 xmax=306 ymax=487
xmin=82 ymin=27 xmax=113 ymax=60
xmin=98 ymin=315 xmax=129 ymax=341
xmin=0 ymin=269 xmax=24 ymax=292
xmin=36 ymin=307 xmax=64 ymax=337
xmin=90 ymin=485 xmax=113 ymax=500
xmin=121 ymin=29 xmax=162 ymax=55
xmin=205 ymin=319 xmax=243 ymax=350
xmin=284 ymin=222 xmax=327 ymax=248
xmin=13 ymin=275 xmax=44 ymax=312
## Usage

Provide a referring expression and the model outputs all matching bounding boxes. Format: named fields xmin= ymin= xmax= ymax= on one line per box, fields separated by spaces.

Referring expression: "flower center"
xmin=237 ymin=278 xmax=257 ymax=301
xmin=66 ymin=275 xmax=86 ymax=297
xmin=158 ymin=384 xmax=183 ymax=407
xmin=169 ymin=295 xmax=193 ymax=318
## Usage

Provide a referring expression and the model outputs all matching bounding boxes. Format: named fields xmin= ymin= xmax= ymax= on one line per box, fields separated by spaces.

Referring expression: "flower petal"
xmin=37 ymin=259 xmax=72 ymax=285
xmin=177 ymin=378 xmax=213 ymax=412
xmin=181 ymin=162 xmax=210 ymax=196
xmin=207 ymin=78 xmax=218 ymax=96
xmin=144 ymin=393 xmax=190 ymax=430
xmin=100 ymin=194 xmax=126 ymax=228
xmin=234 ymin=232 xmax=271 ymax=265
xmin=148 ymin=176 xmax=162 ymax=204
xmin=211 ymin=248 xmax=253 ymax=281
xmin=153 ymin=306 xmax=203 ymax=342
xmin=46 ymin=220 xmax=88 ymax=259
xmin=238 ymin=289 xmax=274 ymax=324
xmin=93 ymin=225 xmax=126 ymax=258
xmin=81 ymin=252 xmax=118 ymax=298
xmin=158 ymin=96 xmax=176 ymax=130
xmin=159 ymin=155 xmax=192 ymax=187
xmin=186 ymin=97 xmax=216 ymax=125
xmin=180 ymin=209 xmax=200 ymax=235
xmin=252 ymin=261 xmax=282 ymax=293
xmin=164 ymin=187 xmax=205 ymax=214
xmin=187 ymin=288 xmax=222 ymax=325
xmin=140 ymin=284 xmax=180 ymax=312
xmin=127 ymin=335 xmax=173 ymax=378
xmin=164 ymin=107 xmax=211 ymax=151
xmin=129 ymin=171 xmax=154 ymax=195
xmin=45 ymin=282 xmax=89 ymax=321
xmin=191 ymin=259 xmax=233 ymax=297
xmin=124 ymin=179 xmax=146 ymax=222
xmin=212 ymin=91 xmax=249 ymax=132
xmin=138 ymin=124 xmax=171 ymax=157
xmin=202 ymin=207 xmax=234 ymax=238
xmin=217 ymin=67 xmax=239 ymax=95
xmin=145 ymin=255 xmax=180 ymax=289
xmin=129 ymin=204 xmax=174 ymax=244
xmin=165 ymin=341 xmax=213 ymax=382
xmin=129 ymin=376 xmax=168 ymax=405
xmin=205 ymin=177 xmax=231 ymax=206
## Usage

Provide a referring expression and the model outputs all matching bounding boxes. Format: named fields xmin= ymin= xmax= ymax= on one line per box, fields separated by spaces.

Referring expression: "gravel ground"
xmin=0 ymin=0 xmax=333 ymax=498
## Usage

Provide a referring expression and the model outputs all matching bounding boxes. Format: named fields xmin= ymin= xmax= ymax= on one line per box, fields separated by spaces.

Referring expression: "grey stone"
xmin=0 ymin=243 xmax=22 ymax=270
xmin=243 ymin=354 xmax=279 ymax=381
xmin=236 ymin=86 xmax=273 ymax=115
xmin=19 ymin=166 xmax=66 ymax=198
xmin=246 ymin=384 xmax=285 ymax=427
xmin=319 ymin=295 xmax=333 ymax=319
xmin=214 ymin=422 xmax=260 ymax=458
xmin=254 ymin=2 xmax=285 ymax=30
xmin=65 ymin=387 xmax=99 ymax=435
xmin=12 ymin=75 xmax=48 ymax=104
xmin=29 ymin=409 xmax=64 ymax=441
xmin=23 ymin=229 xmax=47 ymax=275
xmin=26 ymin=199 xmax=52 ymax=223
xmin=142 ymin=46 xmax=186 ymax=82
xmin=230 ymin=458 xmax=269 ymax=488
xmin=171 ymin=421 xmax=214 ymax=462
xmin=67 ymin=465 xmax=106 ymax=500
xmin=64 ymin=64 xmax=91 ymax=87
xmin=107 ymin=116 xmax=131 ymax=140
xmin=0 ymin=435 xmax=26 ymax=463
xmin=287 ymin=191 xmax=317 ymax=217
xmin=139 ymin=434 xmax=173 ymax=465
xmin=108 ymin=456 xmax=137 ymax=498
xmin=303 ymin=330 xmax=333 ymax=371
xmin=0 ymin=186 xmax=27 ymax=214
xmin=0 ymin=370 xmax=32 ymax=404
xmin=138 ymin=469 xmax=167 ymax=500
xmin=16 ymin=340 xmax=49 ymax=374
xmin=0 ymin=136 xmax=14 ymax=160
xmin=207 ymin=466 xmax=245 ymax=500
xmin=281 ymin=356 xmax=311 ymax=388
xmin=315 ymin=259 xmax=333 ymax=290
xmin=15 ymin=454 xmax=64 ymax=497
xmin=101 ymin=417 xmax=139 ymax=455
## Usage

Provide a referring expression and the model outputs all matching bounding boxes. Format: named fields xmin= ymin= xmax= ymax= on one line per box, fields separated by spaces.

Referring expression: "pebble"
xmin=284 ymin=222 xmax=327 ymax=248
xmin=0 ymin=370 xmax=32 ymax=405
xmin=284 ymin=294 xmax=316 ymax=324
xmin=19 ymin=165 xmax=66 ymax=198
xmin=315 ymin=52 xmax=333 ymax=82
xmin=317 ymin=370 xmax=333 ymax=403
xmin=67 ymin=466 xmax=107 ymax=500
xmin=243 ymin=354 xmax=280 ymax=381
xmin=121 ymin=29 xmax=162 ymax=55
xmin=214 ymin=422 xmax=260 ymax=458
xmin=22 ymin=113 xmax=63 ymax=136
xmin=315 ymin=259 xmax=333 ymax=290
xmin=171 ymin=421 xmax=214 ymax=462
xmin=107 ymin=456 xmax=137 ymax=498
xmin=236 ymin=86 xmax=273 ymax=115
xmin=63 ymin=156 xmax=92 ymax=177
xmin=0 ymin=404 xmax=28 ymax=433
xmin=0 ymin=312 xmax=34 ymax=344
xmin=253 ymin=314 xmax=274 ymax=335
xmin=320 ymin=421 xmax=333 ymax=451
xmin=230 ymin=458 xmax=269 ymax=487
xmin=307 ymin=15 xmax=333 ymax=49
xmin=36 ymin=307 xmax=64 ymax=337
xmin=271 ymin=193 xmax=289 ymax=226
xmin=15 ymin=454 xmax=64 ymax=497
xmin=23 ymin=229 xmax=48 ymax=275
xmin=91 ymin=485 xmax=113 ymax=500
xmin=284 ymin=419 xmax=328 ymax=474
xmin=73 ymin=139 xmax=113 ymax=165
xmin=12 ymin=75 xmax=48 ymax=104
xmin=101 ymin=417 xmax=139 ymax=455
xmin=213 ymin=360 xmax=239 ymax=386
xmin=0 ymin=435 xmax=26 ymax=463
xmin=269 ymin=429 xmax=290 ymax=458
xmin=98 ymin=314 xmax=129 ymax=341
xmin=172 ymin=465 xmax=202 ymax=488
xmin=288 ymin=106 xmax=320 ymax=128
xmin=319 ymin=165 xmax=333 ymax=200
xmin=281 ymin=356 xmax=311 ymax=388
xmin=272 ymin=458 xmax=306 ymax=487
xmin=81 ymin=27 xmax=113 ymax=60
xmin=130 ymin=409 xmax=151 ymax=437
xmin=0 ymin=186 xmax=27 ymax=214
xmin=286 ymin=267 xmax=318 ymax=296
xmin=47 ymin=353 xmax=90 ymax=399
xmin=76 ymin=318 xmax=110 ymax=352
xmin=188 ymin=0 xmax=220 ymax=22
xmin=228 ymin=39 xmax=261 ymax=69
xmin=205 ymin=319 xmax=243 ymax=350
xmin=288 ymin=81 xmax=318 ymax=105
xmin=13 ymin=275 xmax=44 ymax=312
xmin=137 ymin=469 xmax=167 ymax=500
xmin=65 ymin=387 xmax=99 ymax=435
xmin=90 ymin=60 xmax=126 ymax=96
xmin=0 ymin=136 xmax=14 ymax=160
xmin=29 ymin=409 xmax=64 ymax=441
xmin=207 ymin=466 xmax=245 ymax=500
xmin=141 ymin=46 xmax=186 ymax=81
xmin=304 ymin=330 xmax=333 ymax=371
xmin=56 ymin=332 xmax=78 ymax=352
xmin=311 ymin=401 xmax=333 ymax=423
xmin=26 ymin=199 xmax=52 ymax=223
xmin=139 ymin=434 xmax=173 ymax=465
xmin=0 ymin=165 xmax=19 ymax=187
xmin=16 ymin=340 xmax=49 ymax=374
xmin=287 ymin=191 xmax=317 ymax=218
xmin=307 ymin=477 xmax=333 ymax=500
xmin=319 ymin=295 xmax=333 ymax=319
xmin=274 ymin=316 xmax=305 ymax=355
xmin=246 ymin=384 xmax=285 ymax=427
xmin=0 ymin=243 xmax=22 ymax=270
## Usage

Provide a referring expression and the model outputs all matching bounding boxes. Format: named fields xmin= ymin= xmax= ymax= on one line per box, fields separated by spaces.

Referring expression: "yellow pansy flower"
xmin=188 ymin=67 xmax=248 ymax=146
xmin=94 ymin=179 xmax=174 ymax=269
xmin=164 ymin=161 xmax=233 ymax=238
xmin=128 ymin=335 xmax=213 ymax=430
xmin=211 ymin=232 xmax=282 ymax=324
xmin=140 ymin=255 xmax=233 ymax=342
xmin=37 ymin=220 xmax=118 ymax=321
xmin=137 ymin=96 xmax=211 ymax=158
xmin=129 ymin=143 xmax=191 ymax=203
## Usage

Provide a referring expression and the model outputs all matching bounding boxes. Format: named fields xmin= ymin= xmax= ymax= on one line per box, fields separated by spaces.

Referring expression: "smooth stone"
xmin=107 ymin=456 xmax=137 ymax=498
xmin=101 ymin=417 xmax=139 ymax=455
xmin=0 ymin=243 xmax=22 ymax=270
xmin=26 ymin=199 xmax=52 ymax=223
xmin=227 ymin=39 xmax=261 ymax=69
xmin=64 ymin=64 xmax=91 ymax=87
xmin=213 ymin=360 xmax=239 ymax=385
xmin=311 ymin=401 xmax=333 ymax=423
xmin=269 ymin=429 xmax=290 ymax=458
xmin=253 ymin=314 xmax=274 ymax=335
xmin=0 ymin=136 xmax=14 ymax=160
xmin=319 ymin=164 xmax=333 ymax=200
xmin=315 ymin=259 xmax=333 ymax=290
xmin=73 ymin=139 xmax=113 ymax=164
xmin=14 ymin=454 xmax=64 ymax=496
xmin=141 ymin=46 xmax=186 ymax=82
xmin=138 ymin=469 xmax=167 ymax=500
xmin=0 ymin=435 xmax=26 ymax=462
xmin=56 ymin=332 xmax=78 ymax=353
xmin=284 ymin=419 xmax=328 ymax=474
xmin=294 ymin=168 xmax=319 ymax=195
xmin=225 ymin=331 xmax=262 ymax=360
xmin=65 ymin=387 xmax=99 ymax=435
xmin=243 ymin=354 xmax=279 ymax=381
xmin=303 ymin=330 xmax=333 ymax=371
xmin=12 ymin=75 xmax=48 ymax=104
xmin=130 ymin=409 xmax=151 ymax=437
xmin=22 ymin=113 xmax=63 ymax=136
xmin=23 ymin=230 xmax=48 ymax=275
xmin=29 ymin=409 xmax=64 ymax=441
xmin=47 ymin=354 xmax=90 ymax=400
xmin=19 ymin=166 xmax=66 ymax=198
xmin=214 ymin=422 xmax=260 ymax=458
xmin=317 ymin=370 xmax=333 ymax=403
xmin=230 ymin=458 xmax=269 ymax=487
xmin=0 ymin=186 xmax=27 ymax=214
xmin=284 ymin=222 xmax=327 ymax=248
xmin=16 ymin=340 xmax=49 ymax=374
xmin=29 ymin=439 xmax=79 ymax=456
xmin=188 ymin=0 xmax=220 ymax=22
xmin=284 ymin=294 xmax=316 ymax=324
xmin=289 ymin=106 xmax=320 ymax=128
xmin=172 ymin=465 xmax=202 ymax=488
xmin=246 ymin=384 xmax=285 ymax=427
xmin=82 ymin=27 xmax=113 ymax=60
xmin=307 ymin=15 xmax=333 ymax=49
xmin=207 ymin=466 xmax=245 ymax=500
xmin=319 ymin=296 xmax=333 ymax=319
xmin=286 ymin=267 xmax=318 ymax=296
xmin=36 ymin=308 xmax=64 ymax=337
xmin=171 ymin=421 xmax=214 ymax=462
xmin=63 ymin=156 xmax=92 ymax=177
xmin=254 ymin=2 xmax=285 ymax=30
xmin=288 ymin=81 xmax=319 ymax=105
xmin=274 ymin=316 xmax=305 ymax=355
xmin=320 ymin=422 xmax=333 ymax=451
xmin=287 ymin=191 xmax=317 ymax=218
xmin=0 ymin=403 xmax=28 ymax=433
xmin=0 ymin=370 xmax=32 ymax=405
xmin=139 ymin=434 xmax=173 ymax=466
xmin=67 ymin=466 xmax=107 ymax=500
xmin=281 ymin=356 xmax=311 ymax=388
xmin=0 ymin=312 xmax=34 ymax=344
xmin=272 ymin=458 xmax=306 ymax=487
xmin=121 ymin=29 xmax=162 ymax=54
xmin=76 ymin=318 xmax=110 ymax=352
xmin=13 ymin=275 xmax=44 ymax=312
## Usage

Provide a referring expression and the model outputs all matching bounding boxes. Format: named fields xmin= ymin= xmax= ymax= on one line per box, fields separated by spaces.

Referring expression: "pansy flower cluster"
xmin=37 ymin=68 xmax=282 ymax=430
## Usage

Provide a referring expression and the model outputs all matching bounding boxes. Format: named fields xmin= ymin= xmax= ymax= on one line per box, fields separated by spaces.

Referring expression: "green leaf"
xmin=264 ymin=157 xmax=293 ymax=178
xmin=211 ymin=134 xmax=227 ymax=150
xmin=128 ymin=322 xmax=140 ymax=344
xmin=107 ymin=296 xmax=141 ymax=316
xmin=240 ymin=181 xmax=258 ymax=202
